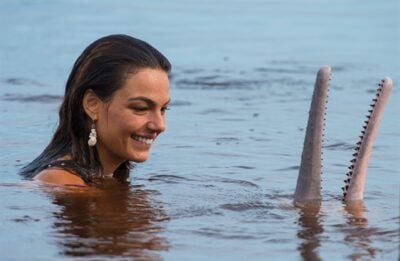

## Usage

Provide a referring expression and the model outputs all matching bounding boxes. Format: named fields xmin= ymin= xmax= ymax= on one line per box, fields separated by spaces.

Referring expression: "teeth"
xmin=131 ymin=135 xmax=154 ymax=145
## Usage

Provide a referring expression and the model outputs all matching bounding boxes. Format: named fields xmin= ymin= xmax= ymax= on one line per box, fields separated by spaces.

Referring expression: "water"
xmin=1 ymin=0 xmax=399 ymax=260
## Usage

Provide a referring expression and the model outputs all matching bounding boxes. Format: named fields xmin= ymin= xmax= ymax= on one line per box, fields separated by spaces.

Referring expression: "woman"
xmin=20 ymin=34 xmax=171 ymax=186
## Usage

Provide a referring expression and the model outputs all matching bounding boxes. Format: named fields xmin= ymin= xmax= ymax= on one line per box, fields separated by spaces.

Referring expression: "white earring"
xmin=88 ymin=123 xmax=97 ymax=146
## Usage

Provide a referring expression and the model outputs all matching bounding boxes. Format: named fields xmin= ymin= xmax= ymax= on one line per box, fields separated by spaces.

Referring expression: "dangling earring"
xmin=88 ymin=123 xmax=97 ymax=146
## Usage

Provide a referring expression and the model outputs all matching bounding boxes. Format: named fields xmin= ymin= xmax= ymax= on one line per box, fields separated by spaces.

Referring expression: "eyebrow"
xmin=127 ymin=96 xmax=171 ymax=106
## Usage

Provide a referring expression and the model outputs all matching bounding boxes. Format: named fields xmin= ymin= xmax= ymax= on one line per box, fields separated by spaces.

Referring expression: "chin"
xmin=129 ymin=154 xmax=149 ymax=163
xmin=132 ymin=158 xmax=147 ymax=163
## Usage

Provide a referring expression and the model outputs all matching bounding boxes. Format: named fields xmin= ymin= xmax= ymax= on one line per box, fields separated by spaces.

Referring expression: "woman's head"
xmin=83 ymin=67 xmax=170 ymax=174
xmin=20 ymin=34 xmax=171 ymax=181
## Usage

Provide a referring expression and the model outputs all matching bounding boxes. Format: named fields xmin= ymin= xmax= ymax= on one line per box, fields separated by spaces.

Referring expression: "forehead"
xmin=114 ymin=68 xmax=170 ymax=102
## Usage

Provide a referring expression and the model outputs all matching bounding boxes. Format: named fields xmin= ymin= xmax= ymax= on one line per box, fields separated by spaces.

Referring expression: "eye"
xmin=130 ymin=106 xmax=149 ymax=113
xmin=161 ymin=106 xmax=170 ymax=114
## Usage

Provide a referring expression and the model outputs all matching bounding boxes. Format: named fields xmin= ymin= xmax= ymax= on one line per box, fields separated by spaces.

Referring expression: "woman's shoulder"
xmin=34 ymin=168 xmax=87 ymax=186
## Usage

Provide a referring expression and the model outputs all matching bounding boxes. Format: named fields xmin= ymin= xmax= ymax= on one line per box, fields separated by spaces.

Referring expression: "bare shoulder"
xmin=34 ymin=168 xmax=87 ymax=186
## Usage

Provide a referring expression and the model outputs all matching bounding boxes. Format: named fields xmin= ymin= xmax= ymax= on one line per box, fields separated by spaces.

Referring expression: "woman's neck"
xmin=96 ymin=150 xmax=124 ymax=177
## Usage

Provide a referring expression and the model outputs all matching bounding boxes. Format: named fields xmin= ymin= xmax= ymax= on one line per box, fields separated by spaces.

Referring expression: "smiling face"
xmin=93 ymin=68 xmax=170 ymax=173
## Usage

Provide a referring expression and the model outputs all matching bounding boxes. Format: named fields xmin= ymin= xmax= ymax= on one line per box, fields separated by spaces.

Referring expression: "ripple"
xmin=253 ymin=67 xmax=312 ymax=74
xmin=219 ymin=118 xmax=246 ymax=122
xmin=214 ymin=137 xmax=241 ymax=142
xmin=248 ymin=136 xmax=272 ymax=142
xmin=148 ymin=174 xmax=193 ymax=184
xmin=324 ymin=142 xmax=354 ymax=151
xmin=276 ymin=165 xmax=300 ymax=171
xmin=232 ymin=165 xmax=256 ymax=170
xmin=192 ymin=228 xmax=257 ymax=240
xmin=220 ymin=201 xmax=273 ymax=212
xmin=174 ymin=78 xmax=264 ymax=90
xmin=170 ymin=100 xmax=192 ymax=106
xmin=1 ymin=77 xmax=45 ymax=87
xmin=200 ymin=108 xmax=230 ymax=115
xmin=171 ymin=206 xmax=223 ymax=218
xmin=2 ymin=93 xmax=62 ymax=103
xmin=215 ymin=177 xmax=260 ymax=189
xmin=12 ymin=215 xmax=40 ymax=223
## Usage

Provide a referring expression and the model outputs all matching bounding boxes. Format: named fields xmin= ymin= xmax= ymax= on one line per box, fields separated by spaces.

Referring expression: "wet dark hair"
xmin=20 ymin=34 xmax=171 ymax=183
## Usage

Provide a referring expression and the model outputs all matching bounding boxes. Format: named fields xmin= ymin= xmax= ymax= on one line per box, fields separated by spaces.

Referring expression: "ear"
xmin=83 ymin=89 xmax=102 ymax=121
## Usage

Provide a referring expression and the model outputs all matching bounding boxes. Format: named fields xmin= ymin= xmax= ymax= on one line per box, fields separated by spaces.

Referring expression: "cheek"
xmin=107 ymin=110 xmax=143 ymax=134
xmin=110 ymin=113 xmax=133 ymax=132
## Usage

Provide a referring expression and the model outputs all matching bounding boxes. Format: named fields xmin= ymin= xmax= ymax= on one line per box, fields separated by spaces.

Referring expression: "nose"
xmin=147 ymin=112 xmax=166 ymax=133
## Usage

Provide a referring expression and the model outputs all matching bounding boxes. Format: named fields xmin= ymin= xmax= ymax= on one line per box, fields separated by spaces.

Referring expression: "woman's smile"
xmin=131 ymin=134 xmax=155 ymax=146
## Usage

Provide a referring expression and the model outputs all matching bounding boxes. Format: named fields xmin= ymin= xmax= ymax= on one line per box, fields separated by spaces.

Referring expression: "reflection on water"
xmin=296 ymin=204 xmax=323 ymax=261
xmin=341 ymin=203 xmax=378 ymax=260
xmin=45 ymin=180 xmax=169 ymax=260
xmin=296 ymin=201 xmax=394 ymax=261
